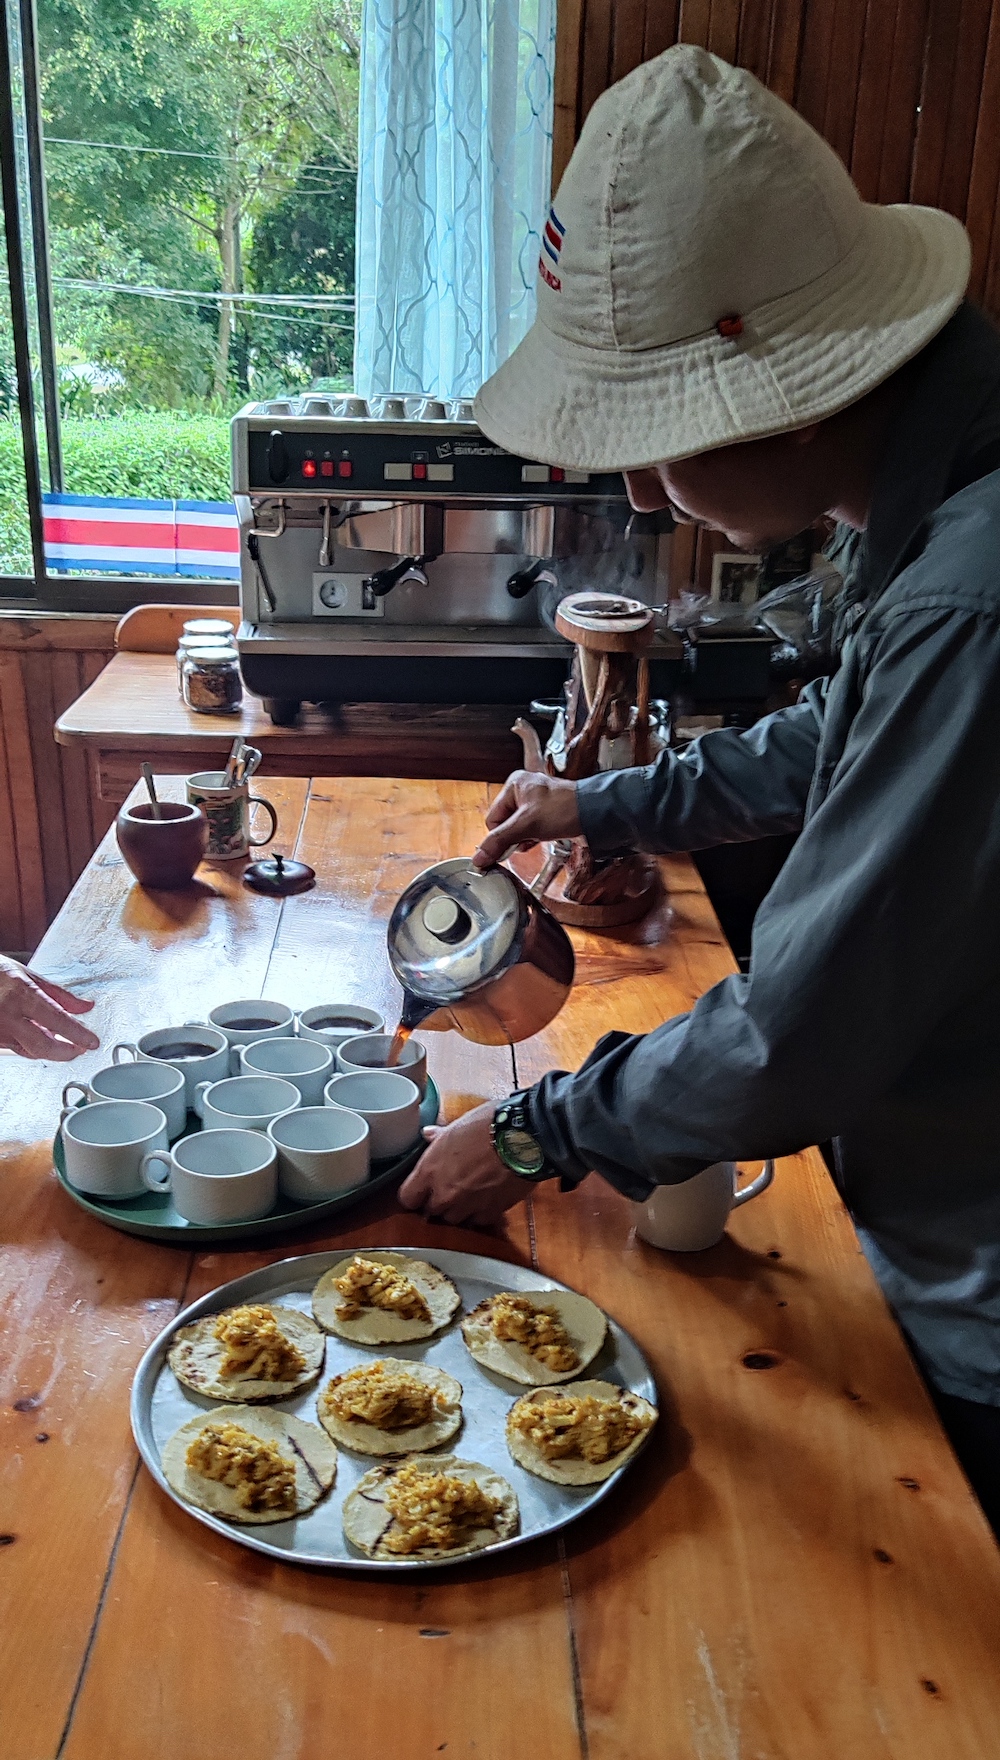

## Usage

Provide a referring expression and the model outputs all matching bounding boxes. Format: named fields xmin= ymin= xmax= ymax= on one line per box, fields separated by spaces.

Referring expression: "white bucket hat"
xmin=474 ymin=46 xmax=971 ymax=472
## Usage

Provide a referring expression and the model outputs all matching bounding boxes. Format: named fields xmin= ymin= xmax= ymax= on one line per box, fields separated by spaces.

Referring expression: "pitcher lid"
xmin=387 ymin=858 xmax=525 ymax=1002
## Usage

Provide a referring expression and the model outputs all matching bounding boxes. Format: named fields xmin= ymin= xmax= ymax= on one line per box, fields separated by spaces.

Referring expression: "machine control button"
xmin=565 ymin=469 xmax=590 ymax=483
xmin=550 ymin=467 xmax=565 ymax=482
xmin=318 ymin=578 xmax=349 ymax=610
xmin=384 ymin=462 xmax=413 ymax=481
xmin=302 ymin=456 xmax=317 ymax=478
xmin=337 ymin=459 xmax=353 ymax=478
xmin=413 ymin=461 xmax=428 ymax=480
xmin=426 ymin=462 xmax=454 ymax=482
xmin=320 ymin=458 xmax=335 ymax=477
xmin=521 ymin=464 xmax=549 ymax=483
xmin=266 ymin=429 xmax=289 ymax=483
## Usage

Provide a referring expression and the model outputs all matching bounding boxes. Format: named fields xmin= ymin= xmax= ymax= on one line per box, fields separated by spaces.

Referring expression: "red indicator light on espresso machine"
xmin=302 ymin=454 xmax=317 ymax=479
xmin=413 ymin=461 xmax=428 ymax=480
xmin=337 ymin=458 xmax=353 ymax=479
xmin=550 ymin=466 xmax=565 ymax=482
xmin=320 ymin=456 xmax=334 ymax=477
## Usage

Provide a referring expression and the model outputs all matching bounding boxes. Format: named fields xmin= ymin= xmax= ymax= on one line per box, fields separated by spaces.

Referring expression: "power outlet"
xmin=311 ymin=573 xmax=385 ymax=617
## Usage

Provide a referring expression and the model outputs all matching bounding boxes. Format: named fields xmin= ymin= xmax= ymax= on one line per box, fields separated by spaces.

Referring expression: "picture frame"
xmin=710 ymin=551 xmax=762 ymax=605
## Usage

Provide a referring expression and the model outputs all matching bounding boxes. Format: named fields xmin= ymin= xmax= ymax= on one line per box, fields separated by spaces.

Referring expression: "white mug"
xmin=60 ymin=1099 xmax=169 ymax=1199
xmin=112 ymin=1026 xmax=230 ymax=1106
xmin=335 ymin=1032 xmax=427 ymax=1097
xmin=186 ymin=768 xmax=277 ymax=861
xmin=63 ymin=1060 xmax=187 ymax=1142
xmin=239 ymin=1036 xmax=334 ymax=1106
xmin=297 ymin=1003 xmax=384 ymax=1049
xmin=195 ymin=1074 xmax=300 ymax=1134
xmin=142 ymin=1128 xmax=278 ymax=1225
xmin=631 ymin=1160 xmax=775 ymax=1252
xmin=268 ymin=1105 xmax=370 ymax=1203
xmin=200 ymin=1001 xmax=295 ymax=1073
xmin=324 ymin=1070 xmax=420 ymax=1160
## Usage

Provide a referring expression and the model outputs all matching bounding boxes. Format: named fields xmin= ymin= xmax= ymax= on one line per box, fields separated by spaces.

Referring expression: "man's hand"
xmin=473 ymin=771 xmax=581 ymax=870
xmin=398 ymin=1103 xmax=530 ymax=1225
xmin=0 ymin=959 xmax=99 ymax=1060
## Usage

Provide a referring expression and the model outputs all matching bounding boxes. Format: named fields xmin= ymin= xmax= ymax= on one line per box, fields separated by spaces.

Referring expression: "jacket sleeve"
xmin=530 ymin=604 xmax=1000 ymax=1199
xmin=574 ymin=681 xmax=825 ymax=855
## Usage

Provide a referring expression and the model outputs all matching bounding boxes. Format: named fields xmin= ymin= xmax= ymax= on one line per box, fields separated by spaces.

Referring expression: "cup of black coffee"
xmin=111 ymin=1026 xmax=230 ymax=1107
xmin=202 ymin=1000 xmax=296 ymax=1073
xmin=297 ymin=1003 xmax=384 ymax=1049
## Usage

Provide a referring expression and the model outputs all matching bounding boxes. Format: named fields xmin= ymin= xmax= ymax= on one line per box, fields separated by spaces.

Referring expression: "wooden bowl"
xmin=116 ymin=801 xmax=209 ymax=890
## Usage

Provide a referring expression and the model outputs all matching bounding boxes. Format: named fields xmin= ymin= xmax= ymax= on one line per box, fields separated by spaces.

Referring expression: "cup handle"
xmin=184 ymin=1019 xmax=208 ymax=1027
xmin=732 ymin=1159 xmax=775 ymax=1207
xmin=247 ymin=797 xmax=277 ymax=847
xmin=141 ymin=1151 xmax=173 ymax=1193
xmin=193 ymin=1080 xmax=210 ymax=1119
xmin=112 ymin=1042 xmax=139 ymax=1064
xmin=61 ymin=1081 xmax=88 ymax=1110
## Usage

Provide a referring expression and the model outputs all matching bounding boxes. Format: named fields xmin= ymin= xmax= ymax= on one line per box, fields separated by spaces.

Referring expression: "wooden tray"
xmin=52 ymin=1078 xmax=440 ymax=1245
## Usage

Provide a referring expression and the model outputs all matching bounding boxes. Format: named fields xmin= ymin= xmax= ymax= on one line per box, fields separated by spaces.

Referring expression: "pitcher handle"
xmin=732 ymin=1159 xmax=775 ymax=1207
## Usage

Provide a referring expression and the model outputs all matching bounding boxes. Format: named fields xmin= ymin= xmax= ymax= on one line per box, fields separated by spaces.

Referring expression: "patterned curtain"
xmin=354 ymin=0 xmax=555 ymax=401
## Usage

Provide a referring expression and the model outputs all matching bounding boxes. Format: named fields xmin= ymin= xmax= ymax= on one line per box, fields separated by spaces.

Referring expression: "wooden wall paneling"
xmin=610 ymin=0 xmax=647 ymax=83
xmin=819 ymin=0 xmax=872 ymax=172
xmin=553 ymin=0 xmax=585 ymax=188
xmin=911 ymin=0 xmax=970 ymax=208
xmin=850 ymin=0 xmax=923 ymax=203
xmin=763 ymin=0 xmax=806 ymax=101
xmin=49 ymin=650 xmax=97 ymax=882
xmin=580 ymin=0 xmax=615 ymax=123
xmin=19 ymin=649 xmax=73 ymax=923
xmin=0 ymin=666 xmax=26 ymax=953
xmin=969 ymin=3 xmax=1000 ymax=309
xmin=938 ymin=0 xmax=995 ymax=221
xmin=677 ymin=0 xmax=711 ymax=50
xmin=642 ymin=0 xmax=680 ymax=62
xmin=705 ymin=0 xmax=741 ymax=63
xmin=0 ymin=654 xmax=46 ymax=952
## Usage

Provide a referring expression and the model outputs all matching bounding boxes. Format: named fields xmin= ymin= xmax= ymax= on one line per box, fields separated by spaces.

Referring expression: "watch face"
xmin=501 ymin=1126 xmax=545 ymax=1175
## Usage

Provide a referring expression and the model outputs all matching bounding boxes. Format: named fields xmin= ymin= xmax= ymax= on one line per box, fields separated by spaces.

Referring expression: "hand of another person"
xmin=472 ymin=771 xmax=582 ymax=870
xmin=398 ymin=1104 xmax=530 ymax=1226
xmin=0 ymin=958 xmax=99 ymax=1060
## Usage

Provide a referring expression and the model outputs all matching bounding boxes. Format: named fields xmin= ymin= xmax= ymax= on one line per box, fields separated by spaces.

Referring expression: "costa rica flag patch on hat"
xmin=540 ymin=208 xmax=564 ymax=290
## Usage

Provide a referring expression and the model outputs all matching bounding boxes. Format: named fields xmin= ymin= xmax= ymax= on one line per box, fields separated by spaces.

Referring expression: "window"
xmin=1 ymin=0 xmax=554 ymax=606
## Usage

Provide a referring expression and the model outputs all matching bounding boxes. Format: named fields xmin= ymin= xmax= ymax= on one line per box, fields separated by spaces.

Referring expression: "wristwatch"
xmin=491 ymin=1090 xmax=557 ymax=1183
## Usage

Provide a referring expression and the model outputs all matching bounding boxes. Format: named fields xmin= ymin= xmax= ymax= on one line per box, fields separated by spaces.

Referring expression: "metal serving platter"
xmin=131 ymin=1247 xmax=658 ymax=1571
xmin=52 ymin=1080 xmax=440 ymax=1245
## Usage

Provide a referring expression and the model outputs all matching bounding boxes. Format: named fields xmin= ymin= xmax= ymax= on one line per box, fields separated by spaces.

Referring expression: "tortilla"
xmin=318 ymin=1358 xmax=463 ymax=1455
xmin=161 ymin=1404 xmax=337 ymax=1525
xmin=312 ymin=1253 xmax=460 ymax=1344
xmin=506 ymin=1379 xmax=657 ymax=1485
xmin=168 ymin=1304 xmax=325 ymax=1402
xmin=342 ymin=1454 xmax=519 ymax=1560
xmin=461 ymin=1289 xmax=607 ymax=1385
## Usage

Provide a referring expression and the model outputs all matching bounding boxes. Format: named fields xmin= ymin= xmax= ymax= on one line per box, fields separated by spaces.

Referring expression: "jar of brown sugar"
xmin=182 ymin=646 xmax=243 ymax=714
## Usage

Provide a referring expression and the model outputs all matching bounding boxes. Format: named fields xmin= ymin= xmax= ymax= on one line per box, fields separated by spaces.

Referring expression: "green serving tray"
xmin=52 ymin=1078 xmax=439 ymax=1246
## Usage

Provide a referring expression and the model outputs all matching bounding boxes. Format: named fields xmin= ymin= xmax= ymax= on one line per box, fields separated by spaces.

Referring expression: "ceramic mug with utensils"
xmin=115 ymin=800 xmax=209 ymax=890
xmin=63 ymin=1059 xmax=186 ymax=1141
xmin=197 ymin=1000 xmax=296 ymax=1072
xmin=297 ymin=1004 xmax=384 ymax=1049
xmin=631 ymin=1160 xmax=775 ymax=1252
xmin=195 ymin=1074 xmax=300 ymax=1134
xmin=186 ymin=767 xmax=276 ymax=861
xmin=268 ymin=1105 xmax=370 ymax=1203
xmin=324 ymin=1070 xmax=421 ymax=1160
xmin=141 ymin=1128 xmax=278 ymax=1225
xmin=112 ymin=1026 xmax=230 ymax=1106
xmin=335 ymin=1032 xmax=427 ymax=1097
xmin=238 ymin=1036 xmax=334 ymax=1106
xmin=60 ymin=1099 xmax=168 ymax=1199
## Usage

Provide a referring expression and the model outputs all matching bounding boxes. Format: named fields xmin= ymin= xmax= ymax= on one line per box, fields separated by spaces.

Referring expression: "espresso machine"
xmin=231 ymin=395 xmax=675 ymax=723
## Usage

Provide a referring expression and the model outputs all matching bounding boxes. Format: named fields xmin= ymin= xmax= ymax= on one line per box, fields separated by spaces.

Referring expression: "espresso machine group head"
xmin=231 ymin=393 xmax=673 ymax=723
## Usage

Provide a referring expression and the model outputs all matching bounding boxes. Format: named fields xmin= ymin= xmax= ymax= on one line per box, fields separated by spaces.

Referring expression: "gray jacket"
xmin=529 ymin=303 xmax=1000 ymax=1405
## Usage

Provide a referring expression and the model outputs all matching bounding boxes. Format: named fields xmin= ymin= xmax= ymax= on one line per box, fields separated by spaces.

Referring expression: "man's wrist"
xmin=491 ymin=1090 xmax=559 ymax=1183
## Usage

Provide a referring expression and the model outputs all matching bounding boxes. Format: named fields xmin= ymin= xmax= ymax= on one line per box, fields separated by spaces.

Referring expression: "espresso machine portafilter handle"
xmin=363 ymin=555 xmax=430 ymax=596
xmin=507 ymin=560 xmax=558 ymax=600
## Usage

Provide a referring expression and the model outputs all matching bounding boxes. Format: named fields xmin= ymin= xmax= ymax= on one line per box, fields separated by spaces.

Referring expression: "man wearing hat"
xmin=399 ymin=47 xmax=1000 ymax=1526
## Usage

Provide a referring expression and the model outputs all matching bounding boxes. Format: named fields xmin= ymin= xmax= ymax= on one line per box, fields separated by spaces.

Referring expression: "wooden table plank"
xmin=54 ymin=652 xmax=525 ymax=795
xmin=516 ymin=857 xmax=1000 ymax=1760
xmin=52 ymin=777 xmax=581 ymax=1760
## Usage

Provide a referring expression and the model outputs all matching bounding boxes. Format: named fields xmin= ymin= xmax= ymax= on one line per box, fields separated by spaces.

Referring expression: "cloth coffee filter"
xmin=474 ymin=46 xmax=972 ymax=472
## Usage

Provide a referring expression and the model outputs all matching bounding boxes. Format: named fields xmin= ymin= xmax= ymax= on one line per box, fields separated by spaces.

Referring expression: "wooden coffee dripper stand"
xmin=513 ymin=590 xmax=662 ymax=928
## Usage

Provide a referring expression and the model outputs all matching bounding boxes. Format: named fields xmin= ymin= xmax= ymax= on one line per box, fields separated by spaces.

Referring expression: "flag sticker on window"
xmin=539 ymin=208 xmax=564 ymax=290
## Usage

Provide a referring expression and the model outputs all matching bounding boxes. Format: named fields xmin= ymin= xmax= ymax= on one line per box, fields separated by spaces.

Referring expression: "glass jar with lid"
xmin=181 ymin=645 xmax=243 ymax=714
xmin=175 ymin=631 xmax=238 ymax=694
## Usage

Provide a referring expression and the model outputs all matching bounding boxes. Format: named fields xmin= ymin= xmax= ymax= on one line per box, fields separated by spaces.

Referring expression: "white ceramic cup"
xmin=111 ymin=1026 xmax=230 ymax=1106
xmin=200 ymin=1001 xmax=296 ymax=1073
xmin=335 ymin=1032 xmax=427 ymax=1097
xmin=268 ymin=1105 xmax=370 ymax=1203
xmin=297 ymin=1003 xmax=384 ymax=1049
xmin=141 ymin=1128 xmax=278 ymax=1225
xmin=195 ymin=1074 xmax=300 ymax=1134
xmin=631 ymin=1160 xmax=775 ymax=1252
xmin=238 ymin=1035 xmax=334 ymax=1106
xmin=63 ymin=1060 xmax=186 ymax=1141
xmin=324 ymin=1070 xmax=420 ymax=1160
xmin=60 ymin=1099 xmax=168 ymax=1199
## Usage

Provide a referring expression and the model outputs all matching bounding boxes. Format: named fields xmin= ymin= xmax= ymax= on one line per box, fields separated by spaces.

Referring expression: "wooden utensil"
xmin=140 ymin=763 xmax=162 ymax=820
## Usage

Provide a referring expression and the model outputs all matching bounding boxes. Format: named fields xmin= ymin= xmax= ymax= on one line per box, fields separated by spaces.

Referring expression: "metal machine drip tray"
xmin=238 ymin=621 xmax=573 ymax=660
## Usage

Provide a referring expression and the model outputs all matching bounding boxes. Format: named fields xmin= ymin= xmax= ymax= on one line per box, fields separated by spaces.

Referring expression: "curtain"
xmin=354 ymin=0 xmax=555 ymax=401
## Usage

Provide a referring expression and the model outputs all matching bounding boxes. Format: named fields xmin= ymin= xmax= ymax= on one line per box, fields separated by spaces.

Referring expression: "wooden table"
xmin=54 ymin=651 xmax=526 ymax=805
xmin=2 ymin=775 xmax=999 ymax=1760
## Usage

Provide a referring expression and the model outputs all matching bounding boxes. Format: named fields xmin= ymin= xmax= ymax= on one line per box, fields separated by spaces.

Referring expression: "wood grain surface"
xmin=1 ymin=776 xmax=999 ymax=1760
xmin=56 ymin=652 xmax=527 ymax=794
